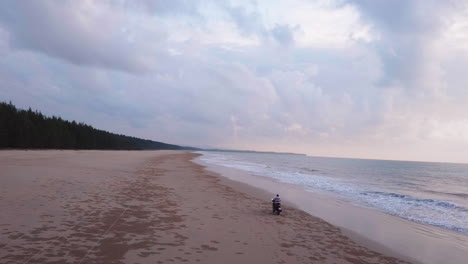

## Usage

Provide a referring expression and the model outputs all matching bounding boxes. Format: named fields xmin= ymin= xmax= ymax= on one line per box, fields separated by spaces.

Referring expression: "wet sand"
xmin=0 ymin=150 xmax=412 ymax=263
xmin=198 ymin=159 xmax=468 ymax=264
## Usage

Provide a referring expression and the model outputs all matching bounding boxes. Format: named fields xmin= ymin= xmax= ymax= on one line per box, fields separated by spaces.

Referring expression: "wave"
xmin=199 ymin=151 xmax=468 ymax=235
xmin=424 ymin=189 xmax=468 ymax=199
xmin=359 ymin=191 xmax=468 ymax=234
xmin=299 ymin=167 xmax=319 ymax=173
xmin=362 ymin=191 xmax=468 ymax=211
xmin=446 ymin=192 xmax=468 ymax=199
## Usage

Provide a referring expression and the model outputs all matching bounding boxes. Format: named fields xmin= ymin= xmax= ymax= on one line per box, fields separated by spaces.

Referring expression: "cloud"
xmin=349 ymin=0 xmax=463 ymax=34
xmin=1 ymin=0 xmax=468 ymax=162
xmin=348 ymin=0 xmax=465 ymax=86
xmin=0 ymin=0 xmax=168 ymax=73
xmin=223 ymin=2 xmax=266 ymax=37
xmin=129 ymin=0 xmax=201 ymax=16
xmin=271 ymin=24 xmax=298 ymax=46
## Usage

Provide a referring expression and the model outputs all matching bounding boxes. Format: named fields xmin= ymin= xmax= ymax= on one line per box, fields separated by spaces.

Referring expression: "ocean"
xmin=198 ymin=151 xmax=468 ymax=236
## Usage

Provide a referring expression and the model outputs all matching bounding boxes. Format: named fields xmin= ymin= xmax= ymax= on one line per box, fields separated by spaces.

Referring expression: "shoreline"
xmin=193 ymin=156 xmax=421 ymax=264
xmin=1 ymin=150 xmax=413 ymax=263
xmin=194 ymin=152 xmax=468 ymax=264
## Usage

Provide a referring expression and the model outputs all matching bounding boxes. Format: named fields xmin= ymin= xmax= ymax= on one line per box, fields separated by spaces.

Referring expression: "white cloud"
xmin=0 ymin=0 xmax=169 ymax=73
xmin=257 ymin=0 xmax=377 ymax=48
xmin=1 ymin=0 xmax=468 ymax=162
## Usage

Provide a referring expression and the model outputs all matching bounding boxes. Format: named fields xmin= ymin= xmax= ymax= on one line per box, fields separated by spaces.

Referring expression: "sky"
xmin=1 ymin=0 xmax=468 ymax=163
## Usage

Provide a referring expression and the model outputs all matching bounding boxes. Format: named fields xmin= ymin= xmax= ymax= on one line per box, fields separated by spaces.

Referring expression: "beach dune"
xmin=0 ymin=150 xmax=410 ymax=263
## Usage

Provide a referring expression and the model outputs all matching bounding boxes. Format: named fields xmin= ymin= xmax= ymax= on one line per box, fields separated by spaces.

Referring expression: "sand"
xmin=0 ymin=150 xmax=412 ymax=264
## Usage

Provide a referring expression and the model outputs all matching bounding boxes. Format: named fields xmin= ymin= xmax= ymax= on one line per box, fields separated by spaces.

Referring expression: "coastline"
xmin=1 ymin=150 xmax=413 ymax=263
xmin=195 ymin=152 xmax=468 ymax=264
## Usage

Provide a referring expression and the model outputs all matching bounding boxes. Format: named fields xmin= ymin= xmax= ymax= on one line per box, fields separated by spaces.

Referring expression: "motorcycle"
xmin=272 ymin=200 xmax=282 ymax=215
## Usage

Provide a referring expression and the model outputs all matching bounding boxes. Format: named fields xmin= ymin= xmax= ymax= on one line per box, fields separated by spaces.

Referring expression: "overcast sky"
xmin=1 ymin=0 xmax=468 ymax=163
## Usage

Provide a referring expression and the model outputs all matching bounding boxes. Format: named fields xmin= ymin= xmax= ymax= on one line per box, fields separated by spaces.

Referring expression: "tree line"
xmin=0 ymin=101 xmax=193 ymax=150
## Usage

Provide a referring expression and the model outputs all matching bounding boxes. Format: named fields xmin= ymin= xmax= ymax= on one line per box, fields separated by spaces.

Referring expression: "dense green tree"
xmin=0 ymin=101 xmax=195 ymax=150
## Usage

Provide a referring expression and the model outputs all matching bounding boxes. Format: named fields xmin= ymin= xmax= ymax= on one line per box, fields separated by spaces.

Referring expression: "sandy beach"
xmin=0 ymin=150 xmax=412 ymax=264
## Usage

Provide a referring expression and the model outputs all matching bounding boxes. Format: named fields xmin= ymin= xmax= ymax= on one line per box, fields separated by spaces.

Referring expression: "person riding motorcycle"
xmin=272 ymin=194 xmax=281 ymax=212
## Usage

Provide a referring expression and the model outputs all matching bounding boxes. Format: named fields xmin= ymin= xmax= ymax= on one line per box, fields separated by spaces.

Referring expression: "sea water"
xmin=198 ymin=151 xmax=468 ymax=236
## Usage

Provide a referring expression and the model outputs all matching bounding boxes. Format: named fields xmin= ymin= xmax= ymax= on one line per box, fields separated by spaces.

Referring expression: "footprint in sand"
xmin=212 ymin=214 xmax=223 ymax=220
xmin=201 ymin=244 xmax=218 ymax=251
